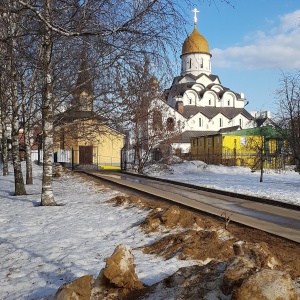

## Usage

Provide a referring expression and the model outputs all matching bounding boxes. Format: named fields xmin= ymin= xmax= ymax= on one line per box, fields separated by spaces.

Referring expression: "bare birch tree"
xmin=275 ymin=70 xmax=300 ymax=171
xmin=0 ymin=1 xmax=26 ymax=195
xmin=0 ymin=0 xmax=228 ymax=202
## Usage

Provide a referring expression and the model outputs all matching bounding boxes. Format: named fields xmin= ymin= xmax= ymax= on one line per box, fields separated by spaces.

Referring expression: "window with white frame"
xmin=199 ymin=117 xmax=202 ymax=127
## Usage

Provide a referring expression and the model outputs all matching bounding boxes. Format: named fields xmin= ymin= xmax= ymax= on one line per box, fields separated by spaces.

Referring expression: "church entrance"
xmin=79 ymin=146 xmax=93 ymax=165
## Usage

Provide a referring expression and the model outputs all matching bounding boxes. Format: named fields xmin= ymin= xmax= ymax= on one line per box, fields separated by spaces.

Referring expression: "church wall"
xmin=181 ymin=53 xmax=211 ymax=76
xmin=231 ymin=115 xmax=255 ymax=129
xmin=195 ymin=76 xmax=214 ymax=87
xmin=235 ymin=98 xmax=245 ymax=109
xmin=53 ymin=121 xmax=124 ymax=166
xmin=148 ymin=98 xmax=190 ymax=138
xmin=187 ymin=113 xmax=210 ymax=130
xmin=171 ymin=142 xmax=191 ymax=154
xmin=216 ymin=92 xmax=236 ymax=108
xmin=179 ymin=76 xmax=196 ymax=84
xmin=183 ymin=90 xmax=198 ymax=106
xmin=200 ymin=91 xmax=218 ymax=107
xmin=191 ymin=83 xmax=205 ymax=92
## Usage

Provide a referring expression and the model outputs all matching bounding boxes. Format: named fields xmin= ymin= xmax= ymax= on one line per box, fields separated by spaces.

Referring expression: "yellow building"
xmin=53 ymin=53 xmax=124 ymax=169
xmin=191 ymin=127 xmax=286 ymax=170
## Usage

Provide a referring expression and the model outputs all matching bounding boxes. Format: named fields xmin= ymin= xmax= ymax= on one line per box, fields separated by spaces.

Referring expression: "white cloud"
xmin=211 ymin=10 xmax=300 ymax=70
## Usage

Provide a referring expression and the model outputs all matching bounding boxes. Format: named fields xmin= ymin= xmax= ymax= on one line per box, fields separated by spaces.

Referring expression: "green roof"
xmin=223 ymin=126 xmax=282 ymax=138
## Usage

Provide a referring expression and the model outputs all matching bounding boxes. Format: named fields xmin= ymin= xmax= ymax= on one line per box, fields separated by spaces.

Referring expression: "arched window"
xmin=152 ymin=110 xmax=163 ymax=130
xmin=167 ymin=117 xmax=175 ymax=131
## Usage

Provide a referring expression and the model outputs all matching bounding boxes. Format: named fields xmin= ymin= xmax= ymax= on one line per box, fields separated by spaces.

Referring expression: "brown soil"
xmin=80 ymin=172 xmax=300 ymax=279
xmin=107 ymin=194 xmax=300 ymax=279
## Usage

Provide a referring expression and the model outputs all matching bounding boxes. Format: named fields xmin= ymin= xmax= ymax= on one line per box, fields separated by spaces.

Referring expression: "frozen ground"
xmin=144 ymin=160 xmax=300 ymax=206
xmin=0 ymin=160 xmax=299 ymax=299
xmin=0 ymin=163 xmax=196 ymax=300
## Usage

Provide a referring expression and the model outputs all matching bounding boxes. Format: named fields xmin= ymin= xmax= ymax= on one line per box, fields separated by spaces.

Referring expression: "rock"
xmin=103 ymin=244 xmax=143 ymax=289
xmin=232 ymin=269 xmax=299 ymax=300
xmin=54 ymin=275 xmax=94 ymax=300
xmin=233 ymin=241 xmax=245 ymax=256
xmin=222 ymin=255 xmax=256 ymax=295
xmin=53 ymin=164 xmax=64 ymax=177
xmin=288 ymin=258 xmax=300 ymax=279
xmin=91 ymin=244 xmax=144 ymax=300
xmin=248 ymin=242 xmax=280 ymax=269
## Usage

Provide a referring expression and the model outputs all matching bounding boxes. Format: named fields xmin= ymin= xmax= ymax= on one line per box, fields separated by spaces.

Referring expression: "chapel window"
xmin=152 ymin=110 xmax=163 ymax=130
xmin=166 ymin=117 xmax=175 ymax=131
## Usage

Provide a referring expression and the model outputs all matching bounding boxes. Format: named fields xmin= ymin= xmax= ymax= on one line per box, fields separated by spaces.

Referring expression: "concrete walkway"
xmin=87 ymin=171 xmax=300 ymax=243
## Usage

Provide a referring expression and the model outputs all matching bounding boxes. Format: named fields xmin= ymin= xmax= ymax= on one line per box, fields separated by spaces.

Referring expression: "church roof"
xmin=166 ymin=74 xmax=222 ymax=98
xmin=54 ymin=109 xmax=102 ymax=126
xmin=255 ymin=117 xmax=275 ymax=128
xmin=181 ymin=27 xmax=210 ymax=56
xmin=168 ymin=130 xmax=205 ymax=143
xmin=168 ymin=127 xmax=242 ymax=144
xmin=73 ymin=52 xmax=93 ymax=98
xmin=181 ymin=106 xmax=254 ymax=120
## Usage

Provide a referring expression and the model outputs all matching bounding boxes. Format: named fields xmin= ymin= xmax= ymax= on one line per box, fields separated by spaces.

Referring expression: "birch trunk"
xmin=40 ymin=0 xmax=57 ymax=206
xmin=9 ymin=2 xmax=26 ymax=195
xmin=1 ymin=123 xmax=9 ymax=176
xmin=24 ymin=129 xmax=33 ymax=184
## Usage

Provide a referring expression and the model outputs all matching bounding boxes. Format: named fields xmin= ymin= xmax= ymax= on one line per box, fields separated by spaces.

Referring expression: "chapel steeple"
xmin=180 ymin=9 xmax=212 ymax=76
xmin=72 ymin=51 xmax=94 ymax=112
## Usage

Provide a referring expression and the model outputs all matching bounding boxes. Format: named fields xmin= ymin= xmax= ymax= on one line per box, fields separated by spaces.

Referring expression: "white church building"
xmin=151 ymin=9 xmax=257 ymax=155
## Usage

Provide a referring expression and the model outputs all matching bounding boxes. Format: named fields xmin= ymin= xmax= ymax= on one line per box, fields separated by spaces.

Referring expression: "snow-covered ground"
xmin=0 ymin=160 xmax=299 ymax=299
xmin=0 ymin=163 xmax=196 ymax=300
xmin=144 ymin=160 xmax=300 ymax=206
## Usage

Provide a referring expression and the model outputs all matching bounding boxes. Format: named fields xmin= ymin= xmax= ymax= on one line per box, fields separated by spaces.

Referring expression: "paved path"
xmin=86 ymin=171 xmax=300 ymax=243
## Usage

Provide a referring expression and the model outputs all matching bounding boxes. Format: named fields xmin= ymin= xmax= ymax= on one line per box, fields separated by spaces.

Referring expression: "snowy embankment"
xmin=0 ymin=163 xmax=196 ymax=299
xmin=144 ymin=160 xmax=300 ymax=206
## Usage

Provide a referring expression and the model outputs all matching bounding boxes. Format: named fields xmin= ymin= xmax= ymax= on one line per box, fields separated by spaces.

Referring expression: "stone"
xmin=102 ymin=244 xmax=143 ymax=289
xmin=54 ymin=275 xmax=94 ymax=300
xmin=222 ymin=255 xmax=256 ymax=295
xmin=233 ymin=241 xmax=245 ymax=256
xmin=91 ymin=244 xmax=144 ymax=300
xmin=232 ymin=269 xmax=299 ymax=300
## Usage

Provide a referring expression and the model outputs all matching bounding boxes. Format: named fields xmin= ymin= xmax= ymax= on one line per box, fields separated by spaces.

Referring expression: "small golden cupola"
xmin=180 ymin=8 xmax=212 ymax=76
xmin=181 ymin=27 xmax=210 ymax=56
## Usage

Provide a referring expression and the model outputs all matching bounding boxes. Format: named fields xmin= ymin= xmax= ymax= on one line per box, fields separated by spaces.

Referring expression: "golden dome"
xmin=181 ymin=27 xmax=210 ymax=55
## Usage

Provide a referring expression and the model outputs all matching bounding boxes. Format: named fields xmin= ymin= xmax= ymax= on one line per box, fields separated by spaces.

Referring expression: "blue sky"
xmin=177 ymin=0 xmax=300 ymax=114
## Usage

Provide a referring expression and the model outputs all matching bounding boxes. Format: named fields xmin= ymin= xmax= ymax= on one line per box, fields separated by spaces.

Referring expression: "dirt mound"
xmin=106 ymin=195 xmax=167 ymax=210
xmin=123 ymin=262 xmax=226 ymax=300
xmin=143 ymin=229 xmax=234 ymax=261
xmin=141 ymin=205 xmax=216 ymax=233
xmin=106 ymin=194 xmax=300 ymax=280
